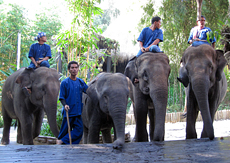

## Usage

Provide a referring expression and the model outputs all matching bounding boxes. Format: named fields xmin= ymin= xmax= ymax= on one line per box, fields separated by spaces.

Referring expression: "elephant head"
xmin=178 ymin=44 xmax=227 ymax=140
xmin=15 ymin=67 xmax=60 ymax=138
xmin=84 ymin=72 xmax=130 ymax=148
xmin=125 ymin=52 xmax=171 ymax=142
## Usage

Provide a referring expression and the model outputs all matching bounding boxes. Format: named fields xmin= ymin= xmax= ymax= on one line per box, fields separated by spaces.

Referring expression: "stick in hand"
xmin=66 ymin=108 xmax=72 ymax=145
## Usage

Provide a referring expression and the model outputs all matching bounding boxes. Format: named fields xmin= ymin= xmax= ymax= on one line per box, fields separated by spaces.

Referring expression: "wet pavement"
xmin=0 ymin=120 xmax=230 ymax=162
xmin=0 ymin=137 xmax=229 ymax=162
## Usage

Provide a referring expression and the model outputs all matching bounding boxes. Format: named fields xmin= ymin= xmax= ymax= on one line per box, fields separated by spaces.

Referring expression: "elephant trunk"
xmin=109 ymin=104 xmax=126 ymax=149
xmin=191 ymin=77 xmax=214 ymax=140
xmin=150 ymin=86 xmax=168 ymax=141
xmin=45 ymin=104 xmax=60 ymax=138
xmin=43 ymin=85 xmax=60 ymax=138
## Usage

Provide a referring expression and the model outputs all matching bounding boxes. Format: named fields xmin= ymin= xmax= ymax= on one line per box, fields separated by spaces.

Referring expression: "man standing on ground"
xmin=28 ymin=32 xmax=52 ymax=69
xmin=56 ymin=61 xmax=88 ymax=144
xmin=136 ymin=16 xmax=163 ymax=57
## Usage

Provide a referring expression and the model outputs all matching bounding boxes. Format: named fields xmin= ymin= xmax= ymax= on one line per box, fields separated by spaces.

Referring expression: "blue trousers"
xmin=28 ymin=60 xmax=50 ymax=69
xmin=192 ymin=41 xmax=210 ymax=47
xmin=58 ymin=116 xmax=83 ymax=144
xmin=136 ymin=45 xmax=162 ymax=57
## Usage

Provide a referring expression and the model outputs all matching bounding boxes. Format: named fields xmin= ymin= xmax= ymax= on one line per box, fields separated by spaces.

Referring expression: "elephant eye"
xmin=209 ymin=65 xmax=213 ymax=74
xmin=143 ymin=71 xmax=148 ymax=82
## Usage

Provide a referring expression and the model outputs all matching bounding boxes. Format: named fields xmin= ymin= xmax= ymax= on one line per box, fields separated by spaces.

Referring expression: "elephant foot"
xmin=1 ymin=139 xmax=9 ymax=145
xmin=131 ymin=136 xmax=136 ymax=142
xmin=17 ymin=139 xmax=23 ymax=144
xmin=181 ymin=112 xmax=187 ymax=119
xmin=113 ymin=139 xmax=124 ymax=149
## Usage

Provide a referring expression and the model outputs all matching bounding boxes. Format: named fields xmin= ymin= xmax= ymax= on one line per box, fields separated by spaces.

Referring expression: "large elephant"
xmin=82 ymin=72 xmax=133 ymax=149
xmin=1 ymin=67 xmax=60 ymax=145
xmin=124 ymin=52 xmax=171 ymax=142
xmin=177 ymin=44 xmax=227 ymax=140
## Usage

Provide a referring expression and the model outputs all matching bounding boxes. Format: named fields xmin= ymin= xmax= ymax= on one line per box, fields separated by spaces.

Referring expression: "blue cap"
xmin=34 ymin=32 xmax=46 ymax=41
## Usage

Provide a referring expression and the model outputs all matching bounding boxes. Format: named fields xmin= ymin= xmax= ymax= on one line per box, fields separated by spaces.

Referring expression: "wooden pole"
xmin=66 ymin=111 xmax=72 ymax=145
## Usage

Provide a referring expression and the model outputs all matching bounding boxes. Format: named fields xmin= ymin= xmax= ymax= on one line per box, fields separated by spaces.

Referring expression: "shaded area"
xmin=0 ymin=137 xmax=230 ymax=162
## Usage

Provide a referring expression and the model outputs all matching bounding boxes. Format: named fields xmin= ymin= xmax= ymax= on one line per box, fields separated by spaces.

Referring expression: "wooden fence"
xmin=125 ymin=110 xmax=230 ymax=125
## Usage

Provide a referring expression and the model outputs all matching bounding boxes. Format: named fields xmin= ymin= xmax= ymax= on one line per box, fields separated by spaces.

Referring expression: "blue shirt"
xmin=59 ymin=77 xmax=88 ymax=118
xmin=28 ymin=43 xmax=52 ymax=61
xmin=188 ymin=26 xmax=216 ymax=44
xmin=137 ymin=27 xmax=163 ymax=48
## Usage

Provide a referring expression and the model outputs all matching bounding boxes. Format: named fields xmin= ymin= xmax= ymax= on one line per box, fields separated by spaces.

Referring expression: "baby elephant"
xmin=82 ymin=72 xmax=133 ymax=149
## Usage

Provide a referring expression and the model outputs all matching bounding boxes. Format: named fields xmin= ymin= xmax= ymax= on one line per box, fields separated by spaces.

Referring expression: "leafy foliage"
xmin=56 ymin=0 xmax=105 ymax=81
xmin=93 ymin=0 xmax=120 ymax=32
xmin=0 ymin=114 xmax=3 ymax=128
xmin=139 ymin=0 xmax=229 ymax=111
xmin=40 ymin=123 xmax=55 ymax=137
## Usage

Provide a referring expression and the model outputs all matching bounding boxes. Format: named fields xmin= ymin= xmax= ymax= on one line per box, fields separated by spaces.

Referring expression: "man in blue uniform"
xmin=56 ymin=61 xmax=88 ymax=145
xmin=28 ymin=32 xmax=52 ymax=69
xmin=188 ymin=15 xmax=216 ymax=48
xmin=136 ymin=16 xmax=163 ymax=57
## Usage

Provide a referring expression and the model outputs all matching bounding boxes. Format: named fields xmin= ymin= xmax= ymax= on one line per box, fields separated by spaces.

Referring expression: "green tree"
xmin=32 ymin=13 xmax=63 ymax=46
xmin=93 ymin=0 xmax=120 ymax=32
xmin=0 ymin=3 xmax=30 ymax=80
xmin=139 ymin=0 xmax=228 ymax=111
xmin=57 ymin=0 xmax=103 ymax=80
xmin=137 ymin=0 xmax=155 ymax=32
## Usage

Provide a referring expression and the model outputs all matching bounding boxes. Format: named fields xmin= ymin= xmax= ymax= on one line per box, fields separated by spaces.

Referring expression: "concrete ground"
xmin=126 ymin=119 xmax=230 ymax=141
xmin=0 ymin=120 xmax=230 ymax=145
xmin=0 ymin=120 xmax=230 ymax=162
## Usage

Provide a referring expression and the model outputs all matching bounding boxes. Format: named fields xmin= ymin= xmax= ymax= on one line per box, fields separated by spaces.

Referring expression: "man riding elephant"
xmin=28 ymin=32 xmax=52 ymax=69
xmin=136 ymin=16 xmax=163 ymax=58
xmin=23 ymin=32 xmax=52 ymax=96
xmin=188 ymin=15 xmax=216 ymax=48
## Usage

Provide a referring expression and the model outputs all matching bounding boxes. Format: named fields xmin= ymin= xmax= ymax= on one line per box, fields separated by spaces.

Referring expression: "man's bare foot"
xmin=56 ymin=139 xmax=63 ymax=145
xmin=134 ymin=78 xmax=139 ymax=83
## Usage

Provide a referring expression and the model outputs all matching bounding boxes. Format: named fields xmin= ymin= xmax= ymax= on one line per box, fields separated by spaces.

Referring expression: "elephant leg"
xmin=1 ymin=108 xmax=12 ymax=145
xmin=83 ymin=125 xmax=88 ymax=144
xmin=19 ymin=114 xmax=34 ymax=145
xmin=135 ymin=97 xmax=148 ymax=142
xmin=101 ymin=128 xmax=112 ymax=143
xmin=88 ymin=118 xmax=101 ymax=144
xmin=148 ymin=109 xmax=155 ymax=141
xmin=201 ymin=100 xmax=217 ymax=138
xmin=17 ymin=121 xmax=23 ymax=144
xmin=32 ymin=109 xmax=44 ymax=139
xmin=186 ymin=90 xmax=198 ymax=139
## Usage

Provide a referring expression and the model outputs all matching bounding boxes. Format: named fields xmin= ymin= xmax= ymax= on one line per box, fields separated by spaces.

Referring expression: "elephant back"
xmin=138 ymin=52 xmax=170 ymax=66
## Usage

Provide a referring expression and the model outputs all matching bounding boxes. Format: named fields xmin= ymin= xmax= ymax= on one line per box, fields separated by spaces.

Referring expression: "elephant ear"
xmin=177 ymin=61 xmax=189 ymax=87
xmin=86 ymin=78 xmax=100 ymax=105
xmin=124 ymin=56 xmax=138 ymax=85
xmin=16 ymin=68 xmax=34 ymax=88
xmin=216 ymin=50 xmax=227 ymax=81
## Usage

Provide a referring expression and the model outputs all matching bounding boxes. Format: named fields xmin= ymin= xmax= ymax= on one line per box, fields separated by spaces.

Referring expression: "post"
xmin=106 ymin=49 xmax=111 ymax=72
xmin=17 ymin=32 xmax=21 ymax=70
xmin=196 ymin=0 xmax=203 ymax=20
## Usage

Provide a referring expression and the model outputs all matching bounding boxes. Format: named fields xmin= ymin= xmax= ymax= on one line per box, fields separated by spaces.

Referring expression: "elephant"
xmin=82 ymin=72 xmax=133 ymax=149
xmin=1 ymin=67 xmax=60 ymax=145
xmin=177 ymin=44 xmax=227 ymax=140
xmin=124 ymin=52 xmax=171 ymax=142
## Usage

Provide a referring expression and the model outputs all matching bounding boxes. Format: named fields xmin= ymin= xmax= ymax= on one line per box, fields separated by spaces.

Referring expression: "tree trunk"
xmin=196 ymin=0 xmax=203 ymax=20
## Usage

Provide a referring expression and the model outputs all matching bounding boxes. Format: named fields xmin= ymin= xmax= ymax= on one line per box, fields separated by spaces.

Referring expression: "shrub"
xmin=0 ymin=116 xmax=3 ymax=128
